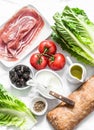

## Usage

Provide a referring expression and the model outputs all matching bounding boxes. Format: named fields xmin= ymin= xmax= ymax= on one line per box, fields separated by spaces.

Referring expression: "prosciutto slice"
xmin=0 ymin=6 xmax=44 ymax=60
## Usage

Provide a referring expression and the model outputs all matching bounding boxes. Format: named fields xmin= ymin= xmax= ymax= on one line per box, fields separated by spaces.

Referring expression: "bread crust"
xmin=47 ymin=76 xmax=94 ymax=130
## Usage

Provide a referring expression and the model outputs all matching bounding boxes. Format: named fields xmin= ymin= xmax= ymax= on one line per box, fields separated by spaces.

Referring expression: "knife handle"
xmin=49 ymin=91 xmax=75 ymax=106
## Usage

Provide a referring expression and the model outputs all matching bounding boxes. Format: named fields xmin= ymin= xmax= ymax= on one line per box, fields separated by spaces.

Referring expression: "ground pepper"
xmin=33 ymin=101 xmax=45 ymax=112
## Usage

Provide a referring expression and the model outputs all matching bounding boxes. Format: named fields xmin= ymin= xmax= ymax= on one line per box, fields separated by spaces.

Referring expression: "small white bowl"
xmin=34 ymin=69 xmax=63 ymax=99
xmin=30 ymin=96 xmax=48 ymax=116
xmin=9 ymin=64 xmax=34 ymax=90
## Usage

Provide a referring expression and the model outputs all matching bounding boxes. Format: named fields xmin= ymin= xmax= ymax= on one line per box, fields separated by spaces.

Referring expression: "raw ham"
xmin=0 ymin=6 xmax=44 ymax=61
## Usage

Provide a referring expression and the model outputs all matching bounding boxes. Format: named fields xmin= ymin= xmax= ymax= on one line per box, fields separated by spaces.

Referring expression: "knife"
xmin=49 ymin=90 xmax=75 ymax=106
xmin=27 ymin=79 xmax=75 ymax=106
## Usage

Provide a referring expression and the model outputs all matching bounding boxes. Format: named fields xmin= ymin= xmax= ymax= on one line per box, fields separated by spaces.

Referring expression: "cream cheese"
xmin=35 ymin=69 xmax=63 ymax=99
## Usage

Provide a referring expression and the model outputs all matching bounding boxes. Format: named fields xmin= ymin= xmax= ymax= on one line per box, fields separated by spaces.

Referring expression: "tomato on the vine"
xmin=30 ymin=53 xmax=48 ymax=70
xmin=38 ymin=40 xmax=57 ymax=55
xmin=48 ymin=53 xmax=66 ymax=70
xmin=30 ymin=40 xmax=66 ymax=71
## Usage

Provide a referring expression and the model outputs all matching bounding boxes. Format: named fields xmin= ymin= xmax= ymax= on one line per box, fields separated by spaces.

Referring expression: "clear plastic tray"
xmin=0 ymin=4 xmax=52 ymax=68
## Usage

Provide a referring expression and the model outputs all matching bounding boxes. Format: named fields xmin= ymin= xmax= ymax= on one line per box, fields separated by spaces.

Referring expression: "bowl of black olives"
xmin=9 ymin=64 xmax=34 ymax=90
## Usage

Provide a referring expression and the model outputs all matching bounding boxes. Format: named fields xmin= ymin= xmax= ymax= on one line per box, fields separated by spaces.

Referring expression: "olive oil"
xmin=71 ymin=65 xmax=82 ymax=80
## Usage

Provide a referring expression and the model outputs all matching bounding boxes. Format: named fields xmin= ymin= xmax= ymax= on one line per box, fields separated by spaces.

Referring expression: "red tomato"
xmin=30 ymin=53 xmax=48 ymax=70
xmin=48 ymin=53 xmax=66 ymax=70
xmin=38 ymin=40 xmax=57 ymax=55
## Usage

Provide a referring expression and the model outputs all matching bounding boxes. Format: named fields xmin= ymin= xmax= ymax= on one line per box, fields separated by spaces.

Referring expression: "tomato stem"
xmin=44 ymin=47 xmax=49 ymax=54
xmin=42 ymin=53 xmax=51 ymax=58
xmin=49 ymin=55 xmax=55 ymax=62
xmin=37 ymin=54 xmax=42 ymax=64
xmin=37 ymin=52 xmax=54 ymax=62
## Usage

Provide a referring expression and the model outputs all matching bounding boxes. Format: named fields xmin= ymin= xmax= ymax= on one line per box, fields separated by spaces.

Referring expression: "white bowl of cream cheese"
xmin=34 ymin=69 xmax=64 ymax=99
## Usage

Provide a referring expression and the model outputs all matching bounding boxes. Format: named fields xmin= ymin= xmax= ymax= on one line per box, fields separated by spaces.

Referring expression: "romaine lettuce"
xmin=0 ymin=84 xmax=37 ymax=130
xmin=52 ymin=6 xmax=94 ymax=65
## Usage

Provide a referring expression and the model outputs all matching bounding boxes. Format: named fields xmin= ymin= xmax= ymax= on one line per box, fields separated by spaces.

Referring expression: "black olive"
xmin=11 ymin=73 xmax=18 ymax=83
xmin=17 ymin=70 xmax=22 ymax=77
xmin=11 ymin=77 xmax=16 ymax=84
xmin=9 ymin=69 xmax=15 ymax=77
xmin=15 ymin=65 xmax=21 ymax=71
xmin=15 ymin=81 xmax=22 ymax=87
xmin=22 ymin=65 xmax=31 ymax=73
xmin=20 ymin=78 xmax=26 ymax=86
xmin=27 ymin=69 xmax=31 ymax=74
xmin=20 ymin=65 xmax=25 ymax=73
xmin=23 ymin=73 xmax=30 ymax=81
xmin=14 ymin=72 xmax=18 ymax=79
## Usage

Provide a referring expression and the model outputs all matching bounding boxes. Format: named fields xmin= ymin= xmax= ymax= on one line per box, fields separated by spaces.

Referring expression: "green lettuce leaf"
xmin=0 ymin=84 xmax=37 ymax=130
xmin=52 ymin=6 xmax=94 ymax=65
xmin=63 ymin=6 xmax=94 ymax=53
xmin=51 ymin=32 xmax=93 ymax=65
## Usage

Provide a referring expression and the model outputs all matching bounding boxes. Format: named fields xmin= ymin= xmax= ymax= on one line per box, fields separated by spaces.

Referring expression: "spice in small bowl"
xmin=30 ymin=96 xmax=48 ymax=116
xmin=34 ymin=100 xmax=45 ymax=112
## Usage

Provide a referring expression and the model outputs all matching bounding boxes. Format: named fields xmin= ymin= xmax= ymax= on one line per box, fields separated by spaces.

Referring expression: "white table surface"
xmin=0 ymin=0 xmax=94 ymax=130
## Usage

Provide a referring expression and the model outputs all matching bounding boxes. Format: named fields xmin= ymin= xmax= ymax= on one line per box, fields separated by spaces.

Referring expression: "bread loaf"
xmin=47 ymin=76 xmax=94 ymax=130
